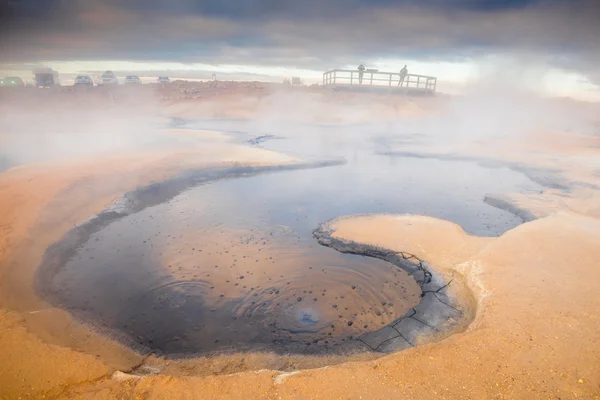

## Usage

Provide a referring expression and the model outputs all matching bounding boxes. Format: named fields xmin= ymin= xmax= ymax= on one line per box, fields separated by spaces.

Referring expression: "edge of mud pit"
xmin=34 ymin=160 xmax=470 ymax=359
xmin=34 ymin=160 xmax=348 ymax=353
xmin=312 ymin=216 xmax=472 ymax=352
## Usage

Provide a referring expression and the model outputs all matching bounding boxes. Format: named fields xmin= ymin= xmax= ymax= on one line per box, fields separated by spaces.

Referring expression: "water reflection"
xmin=44 ymin=122 xmax=542 ymax=355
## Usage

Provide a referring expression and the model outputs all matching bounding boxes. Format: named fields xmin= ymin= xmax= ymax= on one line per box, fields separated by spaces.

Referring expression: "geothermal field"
xmin=0 ymin=83 xmax=599 ymax=399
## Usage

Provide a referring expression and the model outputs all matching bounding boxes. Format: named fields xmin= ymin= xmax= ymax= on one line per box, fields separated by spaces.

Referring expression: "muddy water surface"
xmin=55 ymin=217 xmax=420 ymax=354
xmin=41 ymin=121 xmax=543 ymax=356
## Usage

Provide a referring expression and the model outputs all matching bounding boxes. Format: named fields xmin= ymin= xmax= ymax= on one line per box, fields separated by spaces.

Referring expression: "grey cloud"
xmin=2 ymin=0 xmax=600 ymax=84
xmin=262 ymin=2 xmax=600 ymax=55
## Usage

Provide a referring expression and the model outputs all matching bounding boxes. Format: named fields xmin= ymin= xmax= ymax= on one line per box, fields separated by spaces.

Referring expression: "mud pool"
xmin=36 ymin=121 xmax=544 ymax=356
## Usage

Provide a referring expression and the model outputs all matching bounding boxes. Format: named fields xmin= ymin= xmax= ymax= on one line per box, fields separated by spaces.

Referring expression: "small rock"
xmin=112 ymin=371 xmax=140 ymax=381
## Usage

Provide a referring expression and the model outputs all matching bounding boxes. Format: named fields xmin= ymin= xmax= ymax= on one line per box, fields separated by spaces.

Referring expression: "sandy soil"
xmin=0 ymin=139 xmax=296 ymax=399
xmin=9 ymin=212 xmax=598 ymax=399
xmin=1 ymin=90 xmax=599 ymax=399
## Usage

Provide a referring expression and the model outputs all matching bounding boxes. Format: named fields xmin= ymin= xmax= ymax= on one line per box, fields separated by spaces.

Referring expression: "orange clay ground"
xmin=0 ymin=87 xmax=599 ymax=399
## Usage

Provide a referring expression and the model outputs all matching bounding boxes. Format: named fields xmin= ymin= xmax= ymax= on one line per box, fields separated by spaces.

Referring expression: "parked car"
xmin=3 ymin=77 xmax=24 ymax=87
xmin=157 ymin=76 xmax=171 ymax=84
xmin=124 ymin=75 xmax=142 ymax=84
xmin=33 ymin=68 xmax=60 ymax=87
xmin=74 ymin=75 xmax=94 ymax=87
xmin=101 ymin=71 xmax=118 ymax=86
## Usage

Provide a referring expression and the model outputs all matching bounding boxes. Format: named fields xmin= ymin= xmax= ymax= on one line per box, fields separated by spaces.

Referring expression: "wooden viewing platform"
xmin=322 ymin=69 xmax=437 ymax=95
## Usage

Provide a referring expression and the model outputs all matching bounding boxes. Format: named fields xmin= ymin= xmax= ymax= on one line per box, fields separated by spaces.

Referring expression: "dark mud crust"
xmin=483 ymin=194 xmax=537 ymax=222
xmin=35 ymin=159 xmax=467 ymax=358
xmin=247 ymin=134 xmax=279 ymax=145
xmin=311 ymin=216 xmax=468 ymax=353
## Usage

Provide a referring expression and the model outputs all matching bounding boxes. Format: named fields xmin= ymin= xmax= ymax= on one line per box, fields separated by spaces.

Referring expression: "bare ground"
xmin=0 ymin=90 xmax=599 ymax=399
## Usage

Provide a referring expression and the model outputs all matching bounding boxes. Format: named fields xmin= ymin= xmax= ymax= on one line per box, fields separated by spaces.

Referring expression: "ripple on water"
xmin=49 ymin=224 xmax=421 ymax=353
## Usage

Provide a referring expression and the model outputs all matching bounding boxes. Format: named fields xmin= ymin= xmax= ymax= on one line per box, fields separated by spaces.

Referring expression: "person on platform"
xmin=357 ymin=64 xmax=366 ymax=84
xmin=398 ymin=65 xmax=408 ymax=87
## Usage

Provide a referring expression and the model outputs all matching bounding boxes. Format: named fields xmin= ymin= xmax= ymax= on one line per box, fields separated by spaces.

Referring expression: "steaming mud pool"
xmin=36 ymin=127 xmax=544 ymax=357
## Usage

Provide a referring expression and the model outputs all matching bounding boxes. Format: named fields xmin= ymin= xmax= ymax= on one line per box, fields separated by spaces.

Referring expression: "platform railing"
xmin=322 ymin=69 xmax=437 ymax=93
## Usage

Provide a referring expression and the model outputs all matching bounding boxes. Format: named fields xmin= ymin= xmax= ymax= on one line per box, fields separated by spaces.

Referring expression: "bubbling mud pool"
xmin=38 ymin=187 xmax=423 ymax=354
xmin=36 ymin=124 xmax=545 ymax=358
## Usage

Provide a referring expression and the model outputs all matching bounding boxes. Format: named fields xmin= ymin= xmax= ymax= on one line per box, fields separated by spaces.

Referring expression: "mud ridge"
xmin=312 ymin=217 xmax=470 ymax=352
xmin=483 ymin=194 xmax=538 ymax=222
xmin=35 ymin=159 xmax=348 ymax=355
xmin=36 ymin=159 xmax=347 ymax=290
xmin=248 ymin=134 xmax=279 ymax=145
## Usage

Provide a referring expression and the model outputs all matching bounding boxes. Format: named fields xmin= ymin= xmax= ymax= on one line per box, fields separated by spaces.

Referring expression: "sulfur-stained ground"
xmin=1 ymin=90 xmax=599 ymax=399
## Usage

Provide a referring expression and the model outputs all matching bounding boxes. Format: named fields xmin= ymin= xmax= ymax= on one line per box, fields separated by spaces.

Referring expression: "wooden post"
xmin=350 ymin=71 xmax=353 ymax=85
xmin=370 ymin=73 xmax=373 ymax=85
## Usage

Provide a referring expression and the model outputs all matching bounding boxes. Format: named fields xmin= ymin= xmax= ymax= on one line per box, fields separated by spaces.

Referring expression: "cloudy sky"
xmin=1 ymin=0 xmax=599 ymax=99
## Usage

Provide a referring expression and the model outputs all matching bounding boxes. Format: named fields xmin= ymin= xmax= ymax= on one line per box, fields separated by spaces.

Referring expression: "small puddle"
xmin=37 ymin=122 xmax=543 ymax=356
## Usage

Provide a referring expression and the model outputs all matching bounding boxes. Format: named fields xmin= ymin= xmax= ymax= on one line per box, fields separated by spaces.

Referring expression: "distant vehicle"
xmin=124 ymin=75 xmax=142 ymax=84
xmin=157 ymin=76 xmax=171 ymax=84
xmin=3 ymin=77 xmax=25 ymax=87
xmin=33 ymin=68 xmax=60 ymax=87
xmin=74 ymin=75 xmax=94 ymax=87
xmin=101 ymin=71 xmax=118 ymax=86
